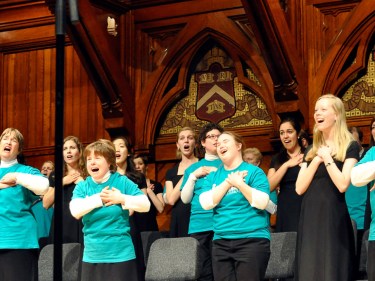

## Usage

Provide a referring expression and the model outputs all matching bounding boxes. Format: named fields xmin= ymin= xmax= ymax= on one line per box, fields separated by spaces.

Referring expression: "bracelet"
xmin=325 ymin=162 xmax=333 ymax=167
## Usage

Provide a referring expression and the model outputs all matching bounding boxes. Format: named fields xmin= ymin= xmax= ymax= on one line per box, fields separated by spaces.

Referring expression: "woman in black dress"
xmin=164 ymin=127 xmax=198 ymax=238
xmin=295 ymin=94 xmax=358 ymax=281
xmin=43 ymin=136 xmax=86 ymax=243
xmin=112 ymin=136 xmax=147 ymax=281
xmin=267 ymin=117 xmax=304 ymax=232
xmin=133 ymin=154 xmax=164 ymax=231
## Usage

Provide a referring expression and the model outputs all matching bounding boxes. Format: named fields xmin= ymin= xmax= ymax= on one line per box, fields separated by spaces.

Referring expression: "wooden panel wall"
xmin=0 ymin=45 xmax=109 ymax=169
xmin=0 ymin=0 xmax=373 ymax=231
xmin=0 ymin=2 xmax=109 ymax=170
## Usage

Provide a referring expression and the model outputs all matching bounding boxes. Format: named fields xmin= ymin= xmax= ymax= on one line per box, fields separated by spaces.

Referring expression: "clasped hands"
xmin=315 ymin=145 xmax=334 ymax=163
xmin=0 ymin=173 xmax=17 ymax=189
xmin=100 ymin=186 xmax=124 ymax=206
xmin=225 ymin=171 xmax=248 ymax=189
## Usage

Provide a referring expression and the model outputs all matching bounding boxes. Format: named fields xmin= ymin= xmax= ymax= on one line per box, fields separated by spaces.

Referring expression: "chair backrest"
xmin=359 ymin=229 xmax=369 ymax=274
xmin=141 ymin=231 xmax=167 ymax=265
xmin=264 ymin=231 xmax=297 ymax=279
xmin=145 ymin=237 xmax=200 ymax=281
xmin=38 ymin=243 xmax=82 ymax=281
xmin=352 ymin=218 xmax=358 ymax=253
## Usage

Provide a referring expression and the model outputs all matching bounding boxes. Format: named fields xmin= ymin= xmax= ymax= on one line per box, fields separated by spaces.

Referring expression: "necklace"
xmin=287 ymin=148 xmax=301 ymax=158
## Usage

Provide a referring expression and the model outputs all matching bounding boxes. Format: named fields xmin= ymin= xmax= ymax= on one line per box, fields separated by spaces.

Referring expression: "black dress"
xmin=166 ymin=164 xmax=191 ymax=238
xmin=127 ymin=172 xmax=147 ymax=281
xmin=48 ymin=171 xmax=83 ymax=244
xmin=270 ymin=155 xmax=303 ymax=232
xmin=133 ymin=180 xmax=163 ymax=232
xmin=296 ymin=142 xmax=358 ymax=281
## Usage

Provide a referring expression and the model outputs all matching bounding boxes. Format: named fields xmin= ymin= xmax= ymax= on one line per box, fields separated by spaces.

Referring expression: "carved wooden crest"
xmin=195 ymin=62 xmax=236 ymax=123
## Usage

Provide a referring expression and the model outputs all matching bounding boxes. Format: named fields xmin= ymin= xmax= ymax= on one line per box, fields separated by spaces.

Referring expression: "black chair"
xmin=264 ymin=231 xmax=297 ymax=279
xmin=38 ymin=243 xmax=82 ymax=281
xmin=352 ymin=219 xmax=358 ymax=253
xmin=357 ymin=229 xmax=369 ymax=280
xmin=145 ymin=237 xmax=200 ymax=281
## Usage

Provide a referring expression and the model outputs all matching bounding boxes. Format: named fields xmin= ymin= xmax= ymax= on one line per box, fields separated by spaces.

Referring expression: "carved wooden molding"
xmin=318 ymin=3 xmax=358 ymax=17
xmin=0 ymin=17 xmax=55 ymax=32
xmin=90 ymin=0 xmax=185 ymax=11
xmin=0 ymin=2 xmax=57 ymax=51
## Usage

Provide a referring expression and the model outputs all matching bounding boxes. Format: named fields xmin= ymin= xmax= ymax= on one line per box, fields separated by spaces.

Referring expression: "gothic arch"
xmin=314 ymin=1 xmax=374 ymax=101
xmin=138 ymin=13 xmax=275 ymax=147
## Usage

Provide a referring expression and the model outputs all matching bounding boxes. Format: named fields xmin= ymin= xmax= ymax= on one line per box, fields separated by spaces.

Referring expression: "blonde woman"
xmin=296 ymin=94 xmax=358 ymax=281
xmin=165 ymin=127 xmax=198 ymax=238
xmin=40 ymin=161 xmax=54 ymax=177
xmin=43 ymin=136 xmax=86 ymax=243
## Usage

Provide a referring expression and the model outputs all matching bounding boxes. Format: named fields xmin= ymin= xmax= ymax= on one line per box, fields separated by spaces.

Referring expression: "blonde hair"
xmin=243 ymin=147 xmax=263 ymax=163
xmin=0 ymin=128 xmax=24 ymax=153
xmin=176 ymin=127 xmax=197 ymax=159
xmin=306 ymin=94 xmax=353 ymax=162
xmin=84 ymin=139 xmax=117 ymax=173
xmin=42 ymin=160 xmax=55 ymax=170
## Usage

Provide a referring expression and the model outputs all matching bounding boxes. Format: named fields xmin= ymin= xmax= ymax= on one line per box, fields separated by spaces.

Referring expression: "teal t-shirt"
xmin=0 ymin=163 xmax=42 ymax=249
xmin=205 ymin=161 xmax=270 ymax=240
xmin=355 ymin=147 xmax=375 ymax=240
xmin=345 ymin=182 xmax=367 ymax=230
xmin=72 ymin=172 xmax=144 ymax=263
xmin=31 ymin=199 xmax=54 ymax=239
xmin=181 ymin=158 xmax=222 ymax=234
xmin=270 ymin=190 xmax=278 ymax=205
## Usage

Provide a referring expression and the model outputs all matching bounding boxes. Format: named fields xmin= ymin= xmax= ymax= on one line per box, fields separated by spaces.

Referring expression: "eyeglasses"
xmin=205 ymin=134 xmax=220 ymax=140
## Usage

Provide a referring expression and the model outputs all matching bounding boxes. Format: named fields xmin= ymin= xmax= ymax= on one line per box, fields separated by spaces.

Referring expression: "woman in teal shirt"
xmin=351 ymin=145 xmax=375 ymax=280
xmin=0 ymin=128 xmax=49 ymax=281
xmin=180 ymin=122 xmax=223 ymax=281
xmin=200 ymin=131 xmax=270 ymax=281
xmin=70 ymin=139 xmax=150 ymax=281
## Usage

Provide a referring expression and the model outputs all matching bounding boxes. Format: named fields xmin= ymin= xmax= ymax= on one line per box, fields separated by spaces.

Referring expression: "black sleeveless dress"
xmin=296 ymin=142 xmax=359 ymax=281
xmin=166 ymin=164 xmax=191 ymax=238
xmin=270 ymin=155 xmax=303 ymax=232
xmin=48 ymin=171 xmax=83 ymax=244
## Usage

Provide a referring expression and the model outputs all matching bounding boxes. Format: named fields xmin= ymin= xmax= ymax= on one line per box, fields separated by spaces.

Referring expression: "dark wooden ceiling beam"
xmin=45 ymin=0 xmax=135 ymax=135
xmin=241 ymin=0 xmax=298 ymax=102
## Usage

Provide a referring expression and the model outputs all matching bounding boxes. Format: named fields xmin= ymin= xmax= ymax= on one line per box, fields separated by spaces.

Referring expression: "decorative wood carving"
xmin=313 ymin=1 xmax=374 ymax=100
xmin=158 ymin=45 xmax=272 ymax=141
xmin=90 ymin=0 xmax=190 ymax=11
xmin=136 ymin=10 xmax=276 ymax=153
